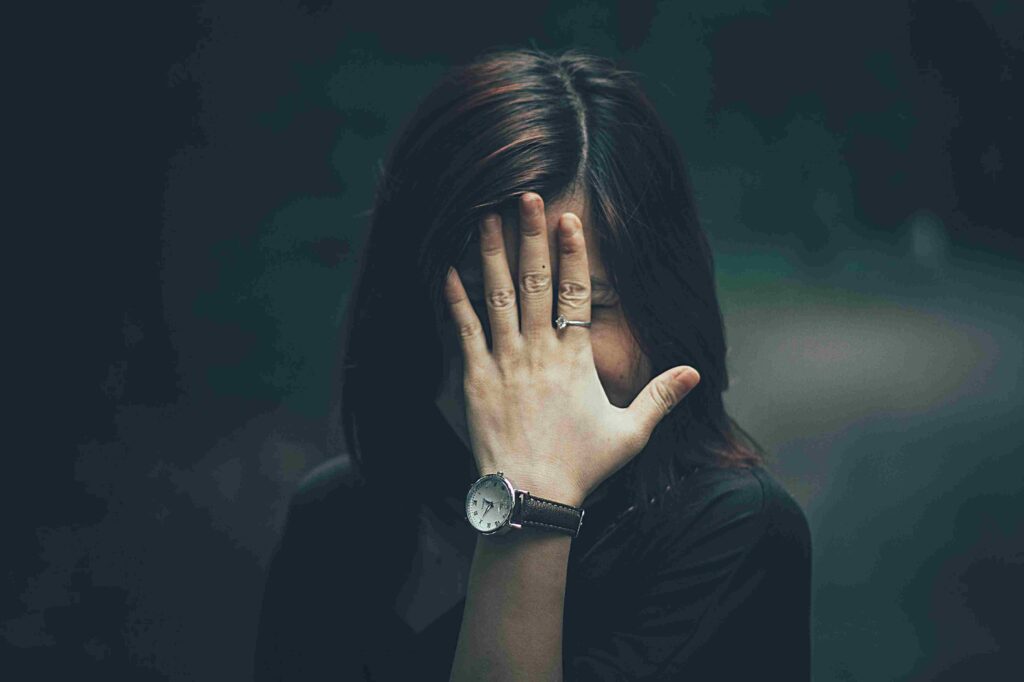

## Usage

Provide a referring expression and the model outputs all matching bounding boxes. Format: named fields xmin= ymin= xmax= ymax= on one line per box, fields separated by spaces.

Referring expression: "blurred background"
xmin=8 ymin=0 xmax=1021 ymax=679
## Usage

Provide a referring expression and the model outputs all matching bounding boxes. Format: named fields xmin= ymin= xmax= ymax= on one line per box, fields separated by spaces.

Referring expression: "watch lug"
xmin=510 ymin=489 xmax=526 ymax=529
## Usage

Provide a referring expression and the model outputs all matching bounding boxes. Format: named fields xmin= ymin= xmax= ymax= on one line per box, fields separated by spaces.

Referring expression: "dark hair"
xmin=329 ymin=46 xmax=765 ymax=519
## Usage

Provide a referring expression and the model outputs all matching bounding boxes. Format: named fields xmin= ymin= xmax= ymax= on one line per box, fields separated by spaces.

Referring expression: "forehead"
xmin=455 ymin=190 xmax=610 ymax=288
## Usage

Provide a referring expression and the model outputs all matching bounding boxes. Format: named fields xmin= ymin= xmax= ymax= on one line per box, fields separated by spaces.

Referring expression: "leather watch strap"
xmin=518 ymin=492 xmax=585 ymax=537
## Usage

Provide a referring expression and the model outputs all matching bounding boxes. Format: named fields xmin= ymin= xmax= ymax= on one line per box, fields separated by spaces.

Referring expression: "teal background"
xmin=10 ymin=0 xmax=1021 ymax=678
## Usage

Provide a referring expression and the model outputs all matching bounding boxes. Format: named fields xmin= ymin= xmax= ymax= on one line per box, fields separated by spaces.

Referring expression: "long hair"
xmin=329 ymin=46 xmax=765 ymax=524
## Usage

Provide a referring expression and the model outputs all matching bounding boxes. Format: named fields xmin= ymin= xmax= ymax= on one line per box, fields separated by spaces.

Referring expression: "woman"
xmin=254 ymin=46 xmax=811 ymax=680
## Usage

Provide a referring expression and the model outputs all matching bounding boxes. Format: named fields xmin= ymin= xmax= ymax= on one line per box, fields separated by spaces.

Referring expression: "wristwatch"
xmin=464 ymin=471 xmax=585 ymax=537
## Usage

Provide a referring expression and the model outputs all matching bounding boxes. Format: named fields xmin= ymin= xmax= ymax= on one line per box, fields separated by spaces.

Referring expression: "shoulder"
xmin=669 ymin=464 xmax=807 ymax=529
xmin=291 ymin=453 xmax=366 ymax=506
xmin=277 ymin=454 xmax=368 ymax=540
xmin=747 ymin=466 xmax=811 ymax=553
xmin=642 ymin=465 xmax=810 ymax=561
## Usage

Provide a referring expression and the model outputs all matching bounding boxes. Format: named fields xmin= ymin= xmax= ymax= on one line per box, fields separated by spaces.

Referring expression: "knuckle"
xmin=652 ymin=381 xmax=677 ymax=415
xmin=494 ymin=352 xmax=523 ymax=377
xmin=560 ymin=232 xmax=583 ymax=254
xmin=520 ymin=271 xmax=551 ymax=295
xmin=480 ymin=241 xmax=505 ymax=257
xmin=456 ymin=319 xmax=482 ymax=340
xmin=463 ymin=372 xmax=486 ymax=397
xmin=522 ymin=221 xmax=545 ymax=237
xmin=486 ymin=286 xmax=516 ymax=310
xmin=557 ymin=280 xmax=590 ymax=308
xmin=624 ymin=422 xmax=652 ymax=456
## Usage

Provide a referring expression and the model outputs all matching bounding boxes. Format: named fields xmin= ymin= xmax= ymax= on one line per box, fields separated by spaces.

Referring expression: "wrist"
xmin=485 ymin=468 xmax=586 ymax=508
xmin=465 ymin=470 xmax=587 ymax=538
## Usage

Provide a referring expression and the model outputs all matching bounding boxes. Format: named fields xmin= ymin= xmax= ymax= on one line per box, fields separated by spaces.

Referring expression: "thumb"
xmin=627 ymin=366 xmax=701 ymax=438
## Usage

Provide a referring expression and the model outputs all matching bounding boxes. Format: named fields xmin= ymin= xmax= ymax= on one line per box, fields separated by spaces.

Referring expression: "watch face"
xmin=466 ymin=474 xmax=514 ymax=533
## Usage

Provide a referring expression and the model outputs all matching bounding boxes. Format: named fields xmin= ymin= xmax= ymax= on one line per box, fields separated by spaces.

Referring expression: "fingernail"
xmin=675 ymin=367 xmax=699 ymax=385
xmin=521 ymin=193 xmax=541 ymax=214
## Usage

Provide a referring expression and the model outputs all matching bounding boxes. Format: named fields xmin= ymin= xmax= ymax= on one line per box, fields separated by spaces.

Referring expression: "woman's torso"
xmin=255 ymin=455 xmax=811 ymax=680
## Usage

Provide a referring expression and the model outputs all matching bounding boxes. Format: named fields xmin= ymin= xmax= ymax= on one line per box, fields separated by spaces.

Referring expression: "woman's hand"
xmin=444 ymin=193 xmax=701 ymax=507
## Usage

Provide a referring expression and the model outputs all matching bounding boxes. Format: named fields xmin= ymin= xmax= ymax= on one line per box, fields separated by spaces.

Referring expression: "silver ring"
xmin=553 ymin=315 xmax=592 ymax=330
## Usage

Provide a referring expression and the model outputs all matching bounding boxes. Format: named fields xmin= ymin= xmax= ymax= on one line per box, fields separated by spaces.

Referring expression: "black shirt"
xmin=254 ymin=428 xmax=811 ymax=680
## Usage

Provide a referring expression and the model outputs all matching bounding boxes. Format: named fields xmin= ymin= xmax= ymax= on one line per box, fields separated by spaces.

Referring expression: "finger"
xmin=627 ymin=367 xmax=701 ymax=441
xmin=443 ymin=265 xmax=489 ymax=366
xmin=478 ymin=212 xmax=521 ymax=356
xmin=554 ymin=212 xmax=591 ymax=350
xmin=517 ymin=192 xmax=554 ymax=341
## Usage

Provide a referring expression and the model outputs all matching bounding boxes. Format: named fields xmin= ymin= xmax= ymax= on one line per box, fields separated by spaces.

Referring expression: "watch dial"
xmin=466 ymin=475 xmax=513 ymax=532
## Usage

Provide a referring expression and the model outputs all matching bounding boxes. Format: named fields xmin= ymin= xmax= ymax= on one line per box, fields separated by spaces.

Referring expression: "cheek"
xmin=591 ymin=321 xmax=650 ymax=405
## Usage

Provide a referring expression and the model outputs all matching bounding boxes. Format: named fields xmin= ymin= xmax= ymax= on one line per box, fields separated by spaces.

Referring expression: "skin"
xmin=433 ymin=186 xmax=654 ymax=505
xmin=442 ymin=190 xmax=700 ymax=681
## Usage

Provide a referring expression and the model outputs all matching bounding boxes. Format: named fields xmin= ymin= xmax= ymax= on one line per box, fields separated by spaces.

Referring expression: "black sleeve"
xmin=565 ymin=467 xmax=811 ymax=681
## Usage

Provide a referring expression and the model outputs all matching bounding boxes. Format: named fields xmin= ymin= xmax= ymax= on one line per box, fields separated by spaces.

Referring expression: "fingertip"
xmin=674 ymin=367 xmax=700 ymax=386
xmin=559 ymin=213 xmax=579 ymax=238
xmin=521 ymin=192 xmax=542 ymax=214
xmin=444 ymin=266 xmax=463 ymax=298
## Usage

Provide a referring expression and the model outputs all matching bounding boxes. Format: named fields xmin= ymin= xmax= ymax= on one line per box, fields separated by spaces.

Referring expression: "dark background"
xmin=8 ymin=0 xmax=1022 ymax=678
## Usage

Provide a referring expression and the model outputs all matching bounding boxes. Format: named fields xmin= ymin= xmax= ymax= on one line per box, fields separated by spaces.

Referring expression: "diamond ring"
xmin=553 ymin=315 xmax=592 ymax=330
